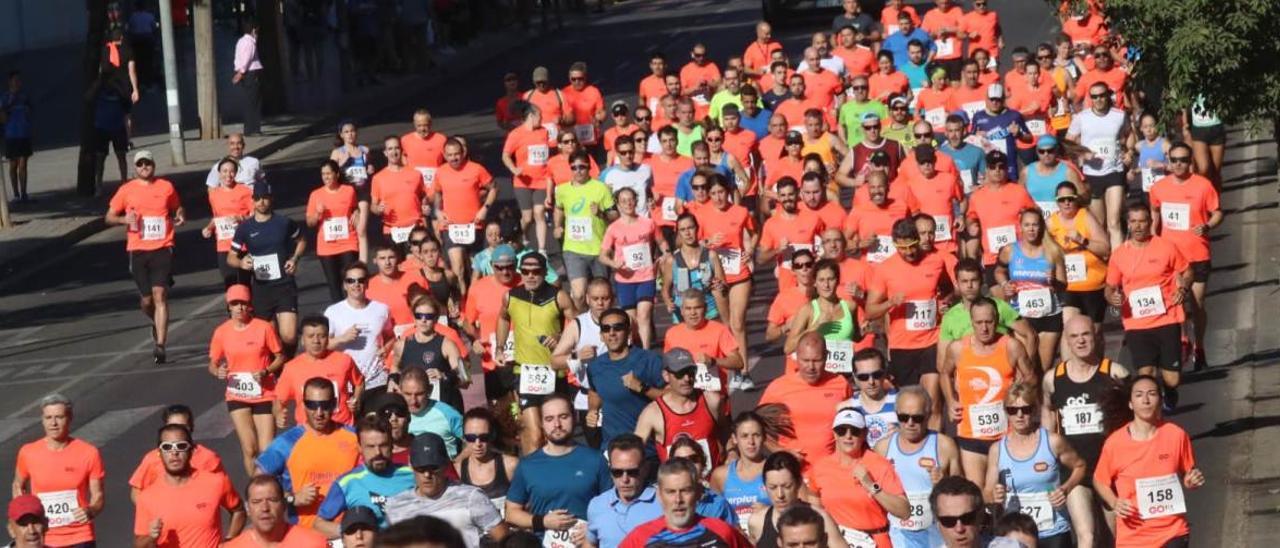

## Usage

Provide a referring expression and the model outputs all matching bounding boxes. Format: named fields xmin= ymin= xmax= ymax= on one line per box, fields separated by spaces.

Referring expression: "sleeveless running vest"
xmin=400 ymin=334 xmax=464 ymax=412
xmin=507 ymin=284 xmax=562 ymax=370
xmin=1049 ymin=359 xmax=1115 ymax=469
xmin=886 ymin=432 xmax=944 ymax=548
xmin=956 ymin=335 xmax=1015 ymax=440
xmin=996 ymin=427 xmax=1071 ymax=538
xmin=656 ymin=394 xmax=721 ymax=465
xmin=672 ymin=248 xmax=720 ymax=320
xmin=1007 ymin=243 xmax=1061 ymax=318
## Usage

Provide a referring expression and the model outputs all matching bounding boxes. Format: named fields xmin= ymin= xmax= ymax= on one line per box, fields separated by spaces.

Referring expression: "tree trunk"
xmin=194 ymin=0 xmax=220 ymax=140
xmin=76 ymin=0 xmax=110 ymax=196
xmin=256 ymin=0 xmax=288 ymax=115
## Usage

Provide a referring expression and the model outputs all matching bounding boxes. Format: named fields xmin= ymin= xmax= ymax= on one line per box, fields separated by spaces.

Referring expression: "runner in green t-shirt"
xmin=838 ymin=75 xmax=890 ymax=147
xmin=554 ymin=150 xmax=615 ymax=307
xmin=937 ymin=258 xmax=1040 ymax=364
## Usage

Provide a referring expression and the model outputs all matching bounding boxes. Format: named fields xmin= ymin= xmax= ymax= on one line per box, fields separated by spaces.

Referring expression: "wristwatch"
xmin=866 ymin=482 xmax=882 ymax=495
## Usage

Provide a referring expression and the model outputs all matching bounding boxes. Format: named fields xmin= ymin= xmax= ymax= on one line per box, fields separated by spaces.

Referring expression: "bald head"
xmin=756 ymin=21 xmax=773 ymax=38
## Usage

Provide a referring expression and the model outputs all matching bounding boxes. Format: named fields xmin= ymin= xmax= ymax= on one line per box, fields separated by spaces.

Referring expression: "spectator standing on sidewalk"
xmin=1 ymin=71 xmax=33 ymax=203
xmin=400 ymin=0 xmax=436 ymax=73
xmin=233 ymin=20 xmax=264 ymax=136
xmin=99 ymin=26 xmax=140 ymax=146
xmin=127 ymin=1 xmax=158 ymax=90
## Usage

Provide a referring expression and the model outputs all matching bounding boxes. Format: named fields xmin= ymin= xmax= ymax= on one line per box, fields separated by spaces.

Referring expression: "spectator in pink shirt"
xmin=232 ymin=21 xmax=263 ymax=135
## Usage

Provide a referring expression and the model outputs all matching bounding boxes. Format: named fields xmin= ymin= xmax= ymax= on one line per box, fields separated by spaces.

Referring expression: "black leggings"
xmin=319 ymin=252 xmax=359 ymax=302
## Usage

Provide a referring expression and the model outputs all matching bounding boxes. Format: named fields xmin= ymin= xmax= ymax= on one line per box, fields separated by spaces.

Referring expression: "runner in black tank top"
xmin=756 ymin=501 xmax=812 ymax=548
xmin=1049 ymin=357 xmax=1120 ymax=474
xmin=401 ymin=333 xmax=465 ymax=411
xmin=461 ymin=455 xmax=512 ymax=499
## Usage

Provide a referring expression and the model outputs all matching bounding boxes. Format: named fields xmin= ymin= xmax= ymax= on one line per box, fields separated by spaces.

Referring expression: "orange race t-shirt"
xmin=1094 ymin=421 xmax=1196 ymax=548
xmin=1063 ymin=15 xmax=1107 ymax=47
xmin=209 ymin=318 xmax=283 ymax=404
xmin=401 ymin=131 xmax=447 ymax=171
xmin=222 ymin=525 xmax=328 ymax=547
xmin=961 ymin=9 xmax=1001 ymax=58
xmin=276 ymin=351 xmax=365 ymax=426
xmin=843 ymin=196 xmax=916 ymax=259
xmin=524 ymin=88 xmax=566 ymax=126
xmin=761 ymin=209 xmax=826 ymax=287
xmin=463 ymin=275 xmax=520 ymax=370
xmin=966 ymin=182 xmax=1037 ymax=265
xmin=902 ymin=170 xmax=964 ymax=243
xmin=722 ymin=129 xmax=759 ymax=173
xmin=881 ymin=5 xmax=920 ymax=33
xmin=869 ymin=252 xmax=951 ymax=350
xmin=869 ymin=71 xmax=910 ymax=103
xmin=1075 ymin=67 xmax=1128 ymax=110
xmin=803 ymin=200 xmax=848 ymax=235
xmin=15 ymin=438 xmax=104 ymax=545
xmin=638 ymin=75 xmax=667 ymax=113
xmin=743 ymin=40 xmax=784 ymax=79
xmin=366 ymin=270 xmax=429 ymax=328
xmin=946 ymin=84 xmax=989 ymax=118
xmin=680 ymin=62 xmax=722 ymax=93
xmin=1105 ymin=236 xmax=1188 ymax=331
xmin=207 ymin=184 xmax=252 ymax=253
xmin=133 ymin=469 xmax=241 ymax=548
xmin=108 ymin=178 xmax=181 ymax=252
xmin=664 ymin=319 xmax=740 ymax=402
xmin=647 ymin=154 xmax=696 ymax=226
xmin=128 ymin=445 xmax=223 ymax=491
xmin=833 ymin=46 xmax=876 ymax=78
xmin=371 ymin=167 xmax=426 ymax=232
xmin=758 ymin=372 xmax=851 ymax=463
xmin=306 ymin=184 xmax=360 ymax=257
xmin=562 ymin=85 xmax=605 ymax=145
xmin=603 ymin=123 xmax=641 ymax=153
xmin=695 ymin=203 xmax=756 ymax=284
xmin=257 ymin=426 xmax=360 ymax=530
xmin=503 ymin=125 xmax=553 ymax=189
xmin=806 ymin=451 xmax=906 ymax=547
xmin=548 ymin=153 xmax=601 ymax=187
xmin=921 ymin=5 xmax=965 ymax=61
xmin=801 ymin=69 xmax=844 ymax=109
xmin=1148 ymin=173 xmax=1219 ymax=262
xmin=434 ymin=160 xmax=495 ymax=227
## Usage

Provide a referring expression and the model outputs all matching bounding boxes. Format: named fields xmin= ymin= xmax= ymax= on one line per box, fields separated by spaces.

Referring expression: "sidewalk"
xmin=0 ymin=6 xmax=588 ymax=280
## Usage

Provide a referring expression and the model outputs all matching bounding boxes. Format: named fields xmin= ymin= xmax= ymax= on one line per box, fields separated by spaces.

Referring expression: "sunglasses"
xmin=706 ymin=137 xmax=723 ymax=143
xmin=833 ymin=425 xmax=865 ymax=437
xmin=863 ymin=124 xmax=881 ymax=130
xmin=850 ymin=85 xmax=868 ymax=91
xmin=600 ymin=321 xmax=629 ymax=333
xmin=304 ymin=399 xmax=337 ymax=411
xmin=560 ymin=140 xmax=578 ymax=145
xmin=937 ymin=510 xmax=980 ymax=528
xmin=1037 ymin=148 xmax=1055 ymax=154
xmin=1056 ymin=195 xmax=1078 ymax=203
xmin=571 ymin=164 xmax=591 ymax=171
xmin=1005 ymin=405 xmax=1035 ymax=416
xmin=891 ymin=106 xmax=908 ymax=111
xmin=854 ymin=370 xmax=886 ymax=382
xmin=379 ymin=407 xmax=409 ymax=419
xmin=464 ymin=433 xmax=493 ymax=443
xmin=414 ymin=312 xmax=437 ymax=321
xmin=520 ymin=267 xmax=545 ymax=275
xmin=610 ymin=467 xmax=642 ymax=478
xmin=897 ymin=413 xmax=927 ymax=424
xmin=159 ymin=441 xmax=192 ymax=453
xmin=791 ymin=261 xmax=814 ymax=270
xmin=670 ymin=367 xmax=698 ymax=379
xmin=691 ymin=184 xmax=707 ymax=191
xmin=914 ymin=133 xmax=933 ymax=139
xmin=1168 ymin=156 xmax=1192 ymax=164
xmin=1089 ymin=93 xmax=1109 ymax=100
xmin=1036 ymin=54 xmax=1052 ymax=60
xmin=635 ymin=116 xmax=652 ymax=122
xmin=493 ymin=264 xmax=516 ymax=271
xmin=345 ymin=277 xmax=368 ymax=285
xmin=617 ymin=149 xmax=636 ymax=155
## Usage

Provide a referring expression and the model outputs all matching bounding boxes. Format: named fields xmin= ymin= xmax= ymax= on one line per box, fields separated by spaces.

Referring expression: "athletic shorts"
xmin=348 ymin=181 xmax=371 ymax=203
xmin=956 ymin=436 xmax=994 ymax=455
xmin=615 ymin=279 xmax=656 ymax=308
xmin=514 ymin=188 xmax=547 ymax=210
xmin=1037 ymin=531 xmax=1074 ymax=548
xmin=1124 ymin=323 xmax=1182 ymax=372
xmin=1026 ymin=313 xmax=1063 ymax=334
xmin=4 ymin=138 xmax=32 ymax=159
xmin=888 ymin=345 xmax=936 ymax=386
xmin=563 ymin=251 xmax=607 ymax=281
xmin=129 ymin=248 xmax=175 ymax=295
xmin=226 ymin=400 xmax=273 ymax=414
xmin=1062 ymin=289 xmax=1107 ymax=323
xmin=251 ymin=282 xmax=299 ymax=318
xmin=1086 ymin=171 xmax=1126 ymax=199
xmin=1188 ymin=123 xmax=1226 ymax=146
xmin=1190 ymin=260 xmax=1211 ymax=283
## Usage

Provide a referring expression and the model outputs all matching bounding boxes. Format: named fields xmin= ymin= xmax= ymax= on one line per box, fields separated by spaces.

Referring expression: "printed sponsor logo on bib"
xmin=1065 ymin=253 xmax=1087 ymax=283
xmin=1017 ymin=287 xmax=1053 ymax=318
xmin=904 ymin=299 xmax=937 ymax=331
xmin=897 ymin=492 xmax=934 ymax=531
xmin=1013 ymin=491 xmax=1055 ymax=531
xmin=824 ymin=339 xmax=854 ymax=373
xmin=36 ymin=490 xmax=80 ymax=528
xmin=214 ymin=216 xmax=237 ymax=240
xmin=693 ymin=363 xmax=722 ymax=392
xmin=519 ymin=364 xmax=556 ymax=395
xmin=1161 ymin=202 xmax=1191 ymax=231
xmin=542 ymin=520 xmax=584 ymax=548
xmin=567 ymin=216 xmax=593 ymax=242
xmin=1136 ymin=474 xmax=1186 ymax=519
xmin=839 ymin=526 xmax=877 ymax=548
xmin=252 ymin=253 xmax=282 ymax=281
xmin=527 ymin=145 xmax=550 ymax=166
xmin=323 ymin=217 xmax=351 ymax=242
xmin=867 ymin=235 xmax=896 ymax=263
xmin=933 ymin=215 xmax=953 ymax=241
xmin=1026 ymin=119 xmax=1048 ymax=137
xmin=622 ymin=242 xmax=652 ymax=270
xmin=967 ymin=401 xmax=1007 ymax=437
xmin=389 ymin=225 xmax=414 ymax=244
xmin=661 ymin=197 xmax=678 ymax=221
xmin=448 ymin=224 xmax=477 ymax=245
xmin=141 ymin=216 xmax=167 ymax=241
xmin=719 ymin=248 xmax=743 ymax=276
xmin=1060 ymin=403 xmax=1103 ymax=435
xmin=986 ymin=225 xmax=1016 ymax=252
xmin=1128 ymin=285 xmax=1166 ymax=319
xmin=1141 ymin=167 xmax=1163 ymax=193
xmin=416 ymin=167 xmax=437 ymax=189
xmin=227 ymin=372 xmax=263 ymax=399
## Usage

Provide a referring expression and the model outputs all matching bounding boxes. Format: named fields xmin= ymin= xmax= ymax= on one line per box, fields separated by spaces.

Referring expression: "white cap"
xmin=986 ymin=83 xmax=1005 ymax=99
xmin=832 ymin=407 xmax=867 ymax=429
xmin=133 ymin=149 xmax=154 ymax=164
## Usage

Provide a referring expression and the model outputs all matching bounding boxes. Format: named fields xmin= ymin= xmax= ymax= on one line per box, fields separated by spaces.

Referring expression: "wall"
xmin=0 ymin=0 xmax=88 ymax=55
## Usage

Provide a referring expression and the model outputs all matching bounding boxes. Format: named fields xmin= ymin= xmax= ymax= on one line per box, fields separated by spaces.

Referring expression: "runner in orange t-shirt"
xmin=900 ymin=145 xmax=964 ymax=254
xmin=502 ymin=104 xmax=554 ymax=253
xmin=680 ymin=44 xmax=722 ymax=93
xmin=307 ymin=162 xmax=364 ymax=280
xmin=870 ymin=53 xmax=911 ymax=103
xmin=1147 ymin=143 xmax=1222 ymax=370
xmin=277 ymin=317 xmax=365 ymax=430
xmin=965 ymin=151 xmax=1037 ymax=270
xmin=639 ymin=53 xmax=669 ymax=113
xmin=765 ymin=248 xmax=816 ymax=345
xmin=462 ymin=250 xmax=522 ymax=378
xmin=646 ymin=126 xmax=696 ymax=234
xmin=921 ymin=0 xmax=965 ymax=70
xmin=759 ymin=177 xmax=826 ymax=290
xmin=204 ymin=157 xmax=253 ymax=287
xmin=833 ymin=27 xmax=876 ymax=78
xmin=366 ymin=244 xmax=429 ymax=331
xmin=743 ymin=22 xmax=783 ymax=80
xmin=210 ymin=284 xmax=285 ymax=476
xmin=946 ymin=59 xmax=990 ymax=119
xmin=105 ymin=150 xmax=185 ymax=362
xmin=562 ymin=62 xmax=606 ymax=148
xmin=881 ymin=0 xmax=920 ymax=35
xmin=524 ymin=66 xmax=570 ymax=138
xmin=14 ymin=397 xmax=105 ymax=547
xmin=843 ymin=173 xmax=916 ymax=264
xmin=1093 ymin=376 xmax=1204 ymax=548
xmin=495 ymin=72 xmax=522 ymax=131
xmin=961 ymin=0 xmax=1002 ymax=60
xmin=401 ymin=109 xmax=448 ymax=190
xmin=665 ymin=294 xmax=745 ymax=401
xmin=800 ymin=173 xmax=848 ymax=232
xmin=371 ymin=136 xmax=427 ymax=246
xmin=128 ymin=405 xmax=225 ymax=502
xmin=1073 ymin=48 xmax=1128 ymax=110
xmin=223 ymin=475 xmax=328 ymax=547
xmin=1105 ymin=204 xmax=1192 ymax=407
xmin=806 ymin=408 xmax=909 ymax=548
xmin=758 ymin=333 xmax=852 ymax=463
xmin=134 ymin=425 xmax=245 ymax=548
xmin=433 ymin=138 xmax=496 ymax=286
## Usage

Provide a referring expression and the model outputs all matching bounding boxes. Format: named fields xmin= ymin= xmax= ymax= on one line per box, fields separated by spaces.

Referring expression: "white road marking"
xmin=0 ymin=344 xmax=207 ymax=368
xmin=72 ymin=405 xmax=165 ymax=447
xmin=0 ymin=326 xmax=44 ymax=350
xmin=194 ymin=402 xmax=236 ymax=442
xmin=0 ymin=418 xmax=34 ymax=447
xmin=5 ymin=294 xmax=226 ymax=419
xmin=0 ymin=363 xmax=207 ymax=387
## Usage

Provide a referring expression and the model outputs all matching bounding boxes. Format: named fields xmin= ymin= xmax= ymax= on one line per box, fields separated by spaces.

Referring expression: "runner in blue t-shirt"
xmin=968 ymin=83 xmax=1031 ymax=181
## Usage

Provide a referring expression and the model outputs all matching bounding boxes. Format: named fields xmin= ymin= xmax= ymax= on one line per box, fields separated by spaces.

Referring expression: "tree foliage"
xmin=1066 ymin=0 xmax=1280 ymax=124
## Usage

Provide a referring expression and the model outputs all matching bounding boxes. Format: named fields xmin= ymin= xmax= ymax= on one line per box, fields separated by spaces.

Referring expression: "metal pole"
xmin=157 ymin=0 xmax=186 ymax=165
xmin=0 ymin=159 xmax=11 ymax=228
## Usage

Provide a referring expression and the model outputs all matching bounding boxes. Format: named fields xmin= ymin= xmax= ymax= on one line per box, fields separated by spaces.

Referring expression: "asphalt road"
xmin=0 ymin=0 xmax=1248 ymax=544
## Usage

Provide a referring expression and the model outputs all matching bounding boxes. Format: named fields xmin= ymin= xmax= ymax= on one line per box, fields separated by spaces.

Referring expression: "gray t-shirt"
xmin=384 ymin=483 xmax=503 ymax=547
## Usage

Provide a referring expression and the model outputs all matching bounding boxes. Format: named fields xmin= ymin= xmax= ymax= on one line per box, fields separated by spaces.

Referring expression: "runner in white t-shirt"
xmin=1067 ymin=83 xmax=1130 ymax=250
xmin=324 ymin=262 xmax=395 ymax=389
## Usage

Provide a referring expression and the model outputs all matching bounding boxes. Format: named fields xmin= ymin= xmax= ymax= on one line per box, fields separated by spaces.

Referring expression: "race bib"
xmin=960 ymin=170 xmax=976 ymax=194
xmin=1128 ymin=285 xmax=1166 ymax=318
xmin=1141 ymin=168 xmax=1163 ymax=193
xmin=933 ymin=215 xmax=952 ymax=241
xmin=925 ymin=108 xmax=946 ymax=128
xmin=541 ymin=123 xmax=561 ymax=142
xmin=1161 ymin=202 xmax=1191 ymax=231
xmin=735 ymin=507 xmax=753 ymax=535
xmin=898 ymin=492 xmax=934 ymax=531
xmin=936 ymin=38 xmax=956 ymax=57
xmin=962 ymin=101 xmax=985 ymax=120
xmin=1060 ymin=403 xmax=1103 ymax=435
xmin=661 ymin=197 xmax=678 ymax=221
xmin=622 ymin=242 xmax=652 ymax=270
xmin=214 ymin=216 xmax=237 ymax=240
xmin=719 ymin=248 xmax=743 ymax=276
xmin=448 ymin=223 xmax=476 ymax=245
xmin=489 ymin=335 xmax=515 ymax=363
xmin=527 ymin=144 xmax=550 ymax=166
xmin=389 ymin=225 xmax=414 ymax=244
xmin=415 ymin=166 xmax=437 ymax=189
xmin=1088 ymin=139 xmax=1117 ymax=161
xmin=867 ymin=235 xmax=896 ymax=263
xmin=251 ymin=253 xmax=282 ymax=281
xmin=985 ymin=225 xmax=1016 ymax=252
xmin=967 ymin=401 xmax=1007 ymax=437
xmin=904 ymin=299 xmax=937 ymax=331
xmin=323 ymin=216 xmax=351 ymax=242
xmin=566 ymin=217 xmax=593 ymax=242
xmin=141 ymin=216 xmax=167 ymax=241
xmin=542 ymin=520 xmax=584 ymax=548
xmin=1017 ymin=287 xmax=1053 ymax=318
xmin=1026 ymin=119 xmax=1048 ymax=136
xmin=227 ymin=372 xmax=263 ymax=399
xmin=1065 ymin=253 xmax=1087 ymax=283
xmin=1015 ymin=491 xmax=1055 ymax=532
xmin=824 ymin=339 xmax=854 ymax=373
xmin=345 ymin=165 xmax=368 ymax=182
xmin=694 ymin=363 xmax=722 ymax=392
xmin=1036 ymin=200 xmax=1058 ymax=216
xmin=573 ymin=124 xmax=595 ymax=144
xmin=838 ymin=526 xmax=876 ymax=548
xmin=519 ymin=364 xmax=556 ymax=395
xmin=1136 ymin=474 xmax=1186 ymax=519
xmin=36 ymin=490 xmax=80 ymax=528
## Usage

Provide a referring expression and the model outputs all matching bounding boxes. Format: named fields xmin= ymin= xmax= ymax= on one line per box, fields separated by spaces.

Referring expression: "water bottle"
xmin=127 ymin=207 xmax=139 ymax=232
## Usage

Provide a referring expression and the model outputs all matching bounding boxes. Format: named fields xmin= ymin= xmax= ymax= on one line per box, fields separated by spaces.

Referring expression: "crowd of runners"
xmin=5 ymin=0 xmax=1231 ymax=546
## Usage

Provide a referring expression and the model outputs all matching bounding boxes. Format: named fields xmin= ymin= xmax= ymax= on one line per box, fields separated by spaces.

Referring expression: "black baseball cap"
xmin=410 ymin=432 xmax=450 ymax=468
xmin=870 ymin=150 xmax=890 ymax=166
xmin=252 ymin=183 xmax=273 ymax=199
xmin=341 ymin=505 xmax=379 ymax=532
